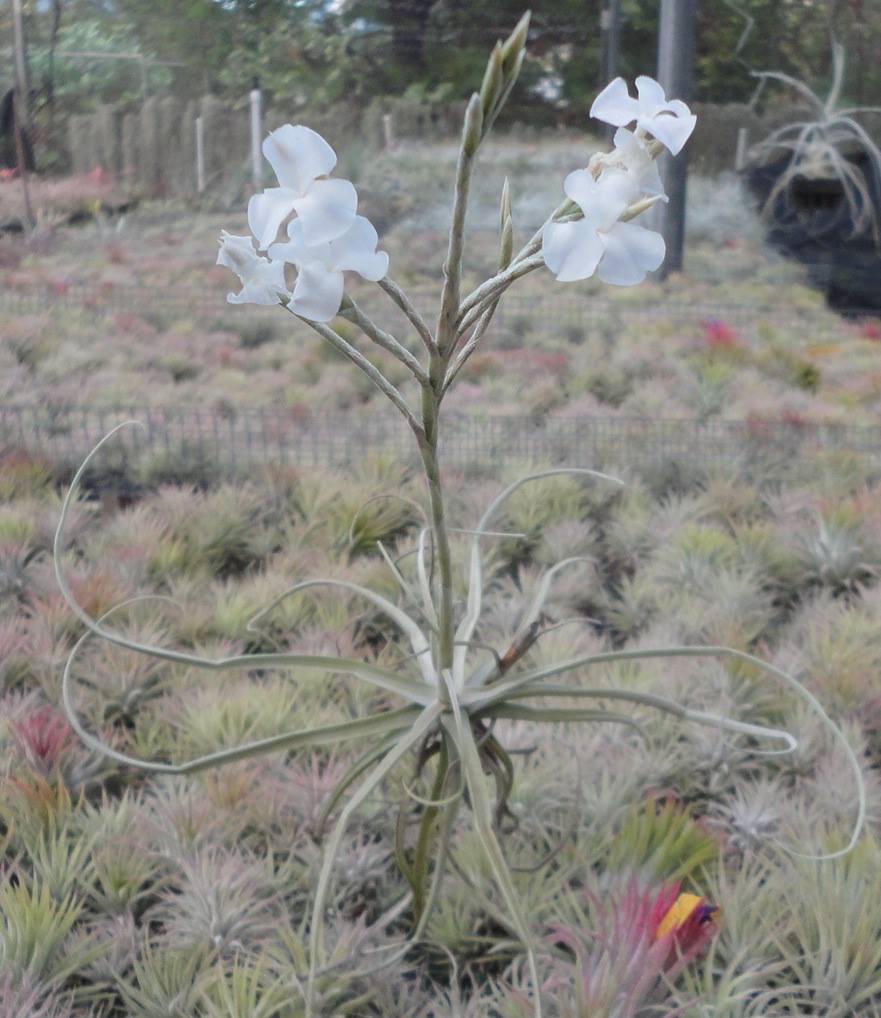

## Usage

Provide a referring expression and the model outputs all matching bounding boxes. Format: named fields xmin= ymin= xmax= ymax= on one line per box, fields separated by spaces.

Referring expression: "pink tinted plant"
xmin=14 ymin=706 xmax=74 ymax=776
xmin=702 ymin=317 xmax=740 ymax=350
xmin=543 ymin=879 xmax=717 ymax=1017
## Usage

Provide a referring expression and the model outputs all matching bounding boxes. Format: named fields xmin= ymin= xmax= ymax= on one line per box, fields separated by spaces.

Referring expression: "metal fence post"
xmin=654 ymin=0 xmax=696 ymax=278
xmin=195 ymin=115 xmax=206 ymax=194
xmin=250 ymin=82 xmax=264 ymax=191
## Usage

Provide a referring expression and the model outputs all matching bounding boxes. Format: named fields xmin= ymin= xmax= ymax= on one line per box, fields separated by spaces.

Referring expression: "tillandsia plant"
xmin=54 ymin=13 xmax=865 ymax=1017
xmin=749 ymin=40 xmax=881 ymax=242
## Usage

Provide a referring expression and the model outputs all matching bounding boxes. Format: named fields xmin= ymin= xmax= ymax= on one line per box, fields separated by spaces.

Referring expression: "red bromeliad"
xmin=545 ymin=879 xmax=718 ymax=1016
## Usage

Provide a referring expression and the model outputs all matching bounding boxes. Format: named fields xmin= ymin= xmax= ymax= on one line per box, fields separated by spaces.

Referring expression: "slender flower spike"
xmin=542 ymin=169 xmax=665 ymax=285
xmin=591 ymin=76 xmax=697 ymax=155
xmin=217 ymin=231 xmax=289 ymax=306
xmin=269 ymin=215 xmax=389 ymax=323
xmin=247 ymin=125 xmax=358 ymax=250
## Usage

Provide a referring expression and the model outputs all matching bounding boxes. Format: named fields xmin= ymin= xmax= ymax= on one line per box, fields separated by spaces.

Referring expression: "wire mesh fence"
xmin=4 ymin=404 xmax=881 ymax=487
xmin=0 ymin=277 xmax=865 ymax=347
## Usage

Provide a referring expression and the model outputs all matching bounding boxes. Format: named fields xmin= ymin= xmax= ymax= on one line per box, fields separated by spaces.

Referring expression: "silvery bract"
xmin=591 ymin=75 xmax=697 ymax=156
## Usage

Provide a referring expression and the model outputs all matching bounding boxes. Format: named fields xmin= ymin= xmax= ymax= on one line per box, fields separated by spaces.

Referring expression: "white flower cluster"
xmin=217 ymin=125 xmax=388 ymax=322
xmin=542 ymin=76 xmax=696 ymax=286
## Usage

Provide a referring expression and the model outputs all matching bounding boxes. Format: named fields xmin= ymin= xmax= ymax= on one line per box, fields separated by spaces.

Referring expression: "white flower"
xmin=247 ymin=124 xmax=358 ymax=250
xmin=216 ymin=231 xmax=289 ymax=306
xmin=609 ymin=127 xmax=666 ymax=198
xmin=591 ymin=76 xmax=696 ymax=156
xmin=542 ymin=169 xmax=665 ymax=285
xmin=269 ymin=215 xmax=389 ymax=323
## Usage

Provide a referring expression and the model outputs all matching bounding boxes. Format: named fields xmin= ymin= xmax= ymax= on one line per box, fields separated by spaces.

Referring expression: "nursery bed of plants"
xmin=4 ymin=138 xmax=881 ymax=1015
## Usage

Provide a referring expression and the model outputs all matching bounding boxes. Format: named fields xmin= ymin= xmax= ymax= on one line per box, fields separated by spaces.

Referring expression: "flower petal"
xmin=216 ymin=231 xmax=258 ymax=274
xmin=329 ymin=216 xmax=389 ymax=279
xmin=218 ymin=229 xmax=289 ymax=306
xmin=564 ymin=168 xmax=632 ymax=229
xmin=563 ymin=168 xmax=598 ymax=214
xmin=613 ymin=127 xmax=666 ymax=197
xmin=542 ymin=220 xmax=605 ymax=282
xmin=598 ymin=221 xmax=665 ymax=285
xmin=635 ymin=75 xmax=668 ymax=115
xmin=228 ymin=280 xmax=285 ymax=306
xmin=288 ymin=263 xmax=345 ymax=322
xmin=590 ymin=77 xmax=640 ymax=127
xmin=639 ymin=110 xmax=697 ymax=156
xmin=666 ymin=98 xmax=694 ymax=119
xmin=593 ymin=170 xmax=636 ymax=230
xmin=291 ymin=178 xmax=358 ymax=246
xmin=269 ymin=218 xmax=333 ymax=269
xmin=248 ymin=188 xmax=297 ymax=250
xmin=263 ymin=124 xmax=337 ymax=195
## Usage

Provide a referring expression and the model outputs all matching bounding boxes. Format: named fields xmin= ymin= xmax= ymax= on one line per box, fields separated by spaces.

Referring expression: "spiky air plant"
xmin=53 ymin=15 xmax=864 ymax=1017
xmin=748 ymin=41 xmax=881 ymax=243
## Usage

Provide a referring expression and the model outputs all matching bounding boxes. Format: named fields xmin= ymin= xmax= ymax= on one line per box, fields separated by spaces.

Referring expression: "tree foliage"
xmin=13 ymin=0 xmax=881 ymax=121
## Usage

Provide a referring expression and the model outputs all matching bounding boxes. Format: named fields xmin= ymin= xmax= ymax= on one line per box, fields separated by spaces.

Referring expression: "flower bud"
xmin=462 ymin=93 xmax=484 ymax=157
xmin=499 ymin=177 xmax=512 ymax=231
xmin=480 ymin=42 xmax=505 ymax=121
xmin=619 ymin=194 xmax=665 ymax=223
xmin=499 ymin=215 xmax=513 ymax=269
xmin=500 ymin=11 xmax=530 ymax=76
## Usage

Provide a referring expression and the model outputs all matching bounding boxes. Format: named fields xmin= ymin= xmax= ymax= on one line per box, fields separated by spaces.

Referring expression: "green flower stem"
xmin=442 ymin=297 xmax=501 ymax=393
xmin=514 ymin=197 xmax=577 ymax=267
xmin=456 ymin=186 xmax=662 ymax=343
xmin=456 ymin=253 xmax=545 ymax=328
xmin=420 ymin=362 xmax=455 ymax=676
xmin=293 ymin=312 xmax=423 ymax=435
xmin=437 ymin=97 xmax=481 ymax=356
xmin=344 ymin=298 xmax=430 ymax=385
xmin=377 ymin=276 xmax=438 ymax=356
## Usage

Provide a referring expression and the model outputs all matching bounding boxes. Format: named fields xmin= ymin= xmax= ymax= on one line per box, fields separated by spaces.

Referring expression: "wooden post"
xmin=12 ymin=0 xmax=29 ymax=130
xmin=249 ymin=81 xmax=263 ymax=190
xmin=11 ymin=0 xmax=35 ymax=229
xmin=12 ymin=90 xmax=35 ymax=231
xmin=196 ymin=115 xmax=206 ymax=193
xmin=654 ymin=0 xmax=696 ymax=278
xmin=382 ymin=113 xmax=396 ymax=151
